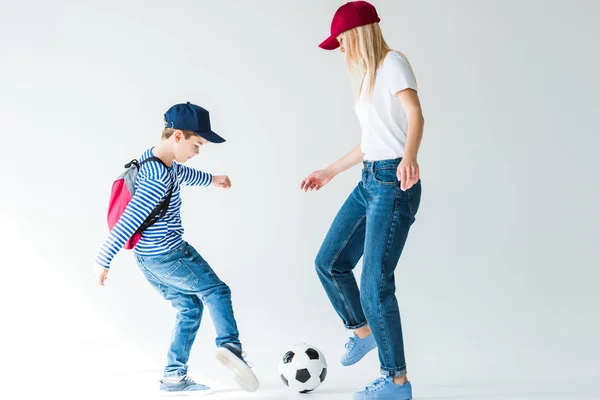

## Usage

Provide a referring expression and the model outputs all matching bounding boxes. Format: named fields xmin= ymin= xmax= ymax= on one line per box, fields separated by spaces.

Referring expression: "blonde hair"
xmin=341 ymin=23 xmax=417 ymax=99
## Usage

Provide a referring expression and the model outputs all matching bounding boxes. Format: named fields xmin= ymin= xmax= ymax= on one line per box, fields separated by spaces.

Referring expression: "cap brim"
xmin=319 ymin=35 xmax=340 ymax=50
xmin=195 ymin=130 xmax=225 ymax=143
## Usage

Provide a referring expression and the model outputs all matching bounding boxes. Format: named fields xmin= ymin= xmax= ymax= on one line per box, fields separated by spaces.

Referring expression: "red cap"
xmin=319 ymin=1 xmax=381 ymax=50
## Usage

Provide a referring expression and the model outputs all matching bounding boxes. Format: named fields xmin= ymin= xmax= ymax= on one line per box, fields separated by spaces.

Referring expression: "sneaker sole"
xmin=160 ymin=388 xmax=213 ymax=397
xmin=215 ymin=347 xmax=260 ymax=392
xmin=354 ymin=394 xmax=411 ymax=400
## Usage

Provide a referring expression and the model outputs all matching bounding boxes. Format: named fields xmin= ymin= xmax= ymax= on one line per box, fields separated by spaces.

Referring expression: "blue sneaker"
xmin=341 ymin=333 xmax=378 ymax=366
xmin=159 ymin=375 xmax=212 ymax=396
xmin=354 ymin=377 xmax=412 ymax=400
xmin=215 ymin=343 xmax=259 ymax=392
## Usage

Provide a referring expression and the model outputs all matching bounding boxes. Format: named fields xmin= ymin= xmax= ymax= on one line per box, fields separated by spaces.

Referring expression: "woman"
xmin=300 ymin=2 xmax=424 ymax=399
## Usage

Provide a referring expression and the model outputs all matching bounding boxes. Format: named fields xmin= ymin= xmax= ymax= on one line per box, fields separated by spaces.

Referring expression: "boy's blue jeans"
xmin=315 ymin=158 xmax=422 ymax=377
xmin=136 ymin=242 xmax=241 ymax=379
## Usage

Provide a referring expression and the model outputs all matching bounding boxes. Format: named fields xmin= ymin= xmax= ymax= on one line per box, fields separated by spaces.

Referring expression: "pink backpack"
xmin=107 ymin=157 xmax=174 ymax=249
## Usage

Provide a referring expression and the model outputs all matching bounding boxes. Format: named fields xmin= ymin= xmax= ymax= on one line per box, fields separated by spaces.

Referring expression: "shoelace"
xmin=238 ymin=350 xmax=254 ymax=368
xmin=181 ymin=376 xmax=199 ymax=385
xmin=344 ymin=336 xmax=357 ymax=351
xmin=365 ymin=377 xmax=389 ymax=392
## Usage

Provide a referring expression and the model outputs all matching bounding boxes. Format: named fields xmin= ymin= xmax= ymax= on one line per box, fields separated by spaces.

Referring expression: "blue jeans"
xmin=315 ymin=158 xmax=421 ymax=377
xmin=135 ymin=242 xmax=241 ymax=378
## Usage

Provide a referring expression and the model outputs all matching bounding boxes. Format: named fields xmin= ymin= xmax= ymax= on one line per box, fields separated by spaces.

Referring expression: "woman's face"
xmin=336 ymin=33 xmax=346 ymax=53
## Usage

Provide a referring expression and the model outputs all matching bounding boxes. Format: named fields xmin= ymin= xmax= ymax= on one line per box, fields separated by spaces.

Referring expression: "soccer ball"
xmin=278 ymin=343 xmax=327 ymax=393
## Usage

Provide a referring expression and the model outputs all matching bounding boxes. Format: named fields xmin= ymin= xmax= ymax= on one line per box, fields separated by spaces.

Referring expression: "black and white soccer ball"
xmin=279 ymin=343 xmax=327 ymax=393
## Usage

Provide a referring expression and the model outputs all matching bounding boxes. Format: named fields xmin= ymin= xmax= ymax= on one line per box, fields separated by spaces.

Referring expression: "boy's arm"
xmin=95 ymin=170 xmax=170 ymax=270
xmin=174 ymin=163 xmax=213 ymax=187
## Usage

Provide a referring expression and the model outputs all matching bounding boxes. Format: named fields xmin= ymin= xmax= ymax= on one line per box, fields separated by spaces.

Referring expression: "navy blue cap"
xmin=164 ymin=102 xmax=225 ymax=143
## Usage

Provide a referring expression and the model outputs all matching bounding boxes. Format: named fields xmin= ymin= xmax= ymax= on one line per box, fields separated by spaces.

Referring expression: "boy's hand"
xmin=94 ymin=265 xmax=109 ymax=286
xmin=212 ymin=175 xmax=231 ymax=190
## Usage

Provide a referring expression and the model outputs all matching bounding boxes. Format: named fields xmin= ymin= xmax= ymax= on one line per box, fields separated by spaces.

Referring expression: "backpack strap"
xmin=124 ymin=159 xmax=139 ymax=169
xmin=135 ymin=156 xmax=176 ymax=234
xmin=140 ymin=156 xmax=169 ymax=169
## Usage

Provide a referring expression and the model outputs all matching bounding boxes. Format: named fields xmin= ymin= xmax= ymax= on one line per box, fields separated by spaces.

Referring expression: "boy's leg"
xmin=163 ymin=289 xmax=203 ymax=378
xmin=179 ymin=243 xmax=240 ymax=348
xmin=139 ymin=243 xmax=257 ymax=391
xmin=140 ymin=243 xmax=240 ymax=347
xmin=135 ymin=259 xmax=203 ymax=379
xmin=179 ymin=243 xmax=259 ymax=392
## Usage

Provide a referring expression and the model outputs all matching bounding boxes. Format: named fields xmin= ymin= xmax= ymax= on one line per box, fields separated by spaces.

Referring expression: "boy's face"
xmin=173 ymin=131 xmax=208 ymax=163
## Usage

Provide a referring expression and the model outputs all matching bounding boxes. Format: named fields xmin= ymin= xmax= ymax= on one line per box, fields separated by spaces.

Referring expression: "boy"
xmin=94 ymin=102 xmax=259 ymax=395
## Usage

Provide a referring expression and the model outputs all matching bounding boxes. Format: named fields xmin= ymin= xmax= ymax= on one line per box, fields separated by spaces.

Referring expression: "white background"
xmin=1 ymin=0 xmax=598 ymax=398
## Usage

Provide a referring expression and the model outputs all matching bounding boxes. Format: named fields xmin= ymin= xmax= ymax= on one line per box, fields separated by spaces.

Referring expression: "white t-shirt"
xmin=355 ymin=51 xmax=418 ymax=161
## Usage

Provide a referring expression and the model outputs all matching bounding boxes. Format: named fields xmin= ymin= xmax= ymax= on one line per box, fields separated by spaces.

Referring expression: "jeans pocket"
xmin=407 ymin=180 xmax=422 ymax=216
xmin=181 ymin=252 xmax=220 ymax=284
xmin=149 ymin=258 xmax=199 ymax=292
xmin=373 ymin=168 xmax=399 ymax=185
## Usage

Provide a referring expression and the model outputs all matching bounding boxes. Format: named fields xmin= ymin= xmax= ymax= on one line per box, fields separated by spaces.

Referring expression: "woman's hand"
xmin=397 ymin=156 xmax=419 ymax=191
xmin=300 ymin=169 xmax=335 ymax=192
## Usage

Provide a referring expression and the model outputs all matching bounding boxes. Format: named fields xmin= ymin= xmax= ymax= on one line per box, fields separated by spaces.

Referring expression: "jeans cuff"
xmin=345 ymin=320 xmax=368 ymax=330
xmin=163 ymin=369 xmax=187 ymax=379
xmin=380 ymin=366 xmax=407 ymax=377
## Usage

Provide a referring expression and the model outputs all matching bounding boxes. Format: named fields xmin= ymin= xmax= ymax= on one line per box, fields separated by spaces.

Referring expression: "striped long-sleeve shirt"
xmin=96 ymin=148 xmax=213 ymax=269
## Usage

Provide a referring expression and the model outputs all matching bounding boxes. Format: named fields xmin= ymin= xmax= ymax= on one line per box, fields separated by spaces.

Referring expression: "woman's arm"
xmin=396 ymin=88 xmax=424 ymax=191
xmin=300 ymin=145 xmax=364 ymax=192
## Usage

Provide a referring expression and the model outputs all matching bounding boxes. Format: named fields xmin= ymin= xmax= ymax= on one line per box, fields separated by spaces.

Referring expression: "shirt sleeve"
xmin=95 ymin=167 xmax=171 ymax=269
xmin=382 ymin=52 xmax=418 ymax=95
xmin=174 ymin=163 xmax=213 ymax=187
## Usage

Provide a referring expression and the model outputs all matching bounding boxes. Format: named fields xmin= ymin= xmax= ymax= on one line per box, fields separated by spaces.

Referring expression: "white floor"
xmin=37 ymin=370 xmax=598 ymax=400
xmin=20 ymin=342 xmax=600 ymax=400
